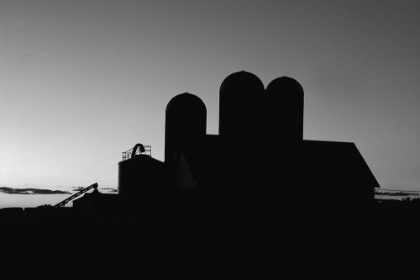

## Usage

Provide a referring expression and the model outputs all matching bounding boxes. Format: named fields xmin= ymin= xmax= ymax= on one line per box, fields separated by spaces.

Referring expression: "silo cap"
xmin=220 ymin=71 xmax=264 ymax=93
xmin=166 ymin=92 xmax=207 ymax=113
xmin=266 ymin=76 xmax=304 ymax=97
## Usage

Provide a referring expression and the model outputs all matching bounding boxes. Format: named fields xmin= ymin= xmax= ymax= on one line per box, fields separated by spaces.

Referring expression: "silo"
xmin=118 ymin=144 xmax=175 ymax=216
xmin=118 ymin=144 xmax=158 ymax=196
xmin=219 ymin=71 xmax=265 ymax=137
xmin=265 ymin=76 xmax=304 ymax=141
xmin=165 ymin=93 xmax=207 ymax=163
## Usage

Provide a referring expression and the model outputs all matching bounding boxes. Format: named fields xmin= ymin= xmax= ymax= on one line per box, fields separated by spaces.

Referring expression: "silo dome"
xmin=219 ymin=71 xmax=265 ymax=137
xmin=165 ymin=93 xmax=207 ymax=162
xmin=166 ymin=92 xmax=207 ymax=114
xmin=220 ymin=71 xmax=265 ymax=94
xmin=265 ymin=76 xmax=304 ymax=141
xmin=266 ymin=76 xmax=304 ymax=99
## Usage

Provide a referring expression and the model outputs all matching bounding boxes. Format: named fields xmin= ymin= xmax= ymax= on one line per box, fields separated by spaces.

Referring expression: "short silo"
xmin=118 ymin=144 xmax=175 ymax=216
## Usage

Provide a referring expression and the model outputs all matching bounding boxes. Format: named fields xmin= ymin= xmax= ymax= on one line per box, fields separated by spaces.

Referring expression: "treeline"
xmin=375 ymin=197 xmax=420 ymax=203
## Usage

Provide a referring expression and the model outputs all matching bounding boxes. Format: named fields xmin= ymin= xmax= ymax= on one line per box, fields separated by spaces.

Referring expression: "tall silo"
xmin=219 ymin=71 xmax=265 ymax=137
xmin=165 ymin=93 xmax=207 ymax=163
xmin=265 ymin=77 xmax=304 ymax=141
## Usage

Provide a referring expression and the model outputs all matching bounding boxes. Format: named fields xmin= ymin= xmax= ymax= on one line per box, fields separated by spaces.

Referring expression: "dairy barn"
xmin=4 ymin=71 xmax=406 ymax=279
xmin=70 ymin=71 xmax=380 ymax=223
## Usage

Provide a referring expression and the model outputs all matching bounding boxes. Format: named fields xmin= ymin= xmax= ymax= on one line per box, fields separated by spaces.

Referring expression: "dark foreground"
xmin=0 ymin=204 xmax=419 ymax=279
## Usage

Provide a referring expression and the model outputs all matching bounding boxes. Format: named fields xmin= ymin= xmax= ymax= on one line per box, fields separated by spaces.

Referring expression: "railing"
xmin=122 ymin=143 xmax=151 ymax=161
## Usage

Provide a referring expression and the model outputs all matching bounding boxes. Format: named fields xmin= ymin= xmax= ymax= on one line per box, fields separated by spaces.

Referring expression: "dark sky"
xmin=1 ymin=0 xmax=419 ymax=207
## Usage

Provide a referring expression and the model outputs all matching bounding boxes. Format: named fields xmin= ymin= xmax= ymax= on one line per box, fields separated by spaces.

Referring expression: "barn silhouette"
xmin=73 ymin=71 xmax=380 ymax=223
xmin=1 ymin=71 xmax=389 ymax=278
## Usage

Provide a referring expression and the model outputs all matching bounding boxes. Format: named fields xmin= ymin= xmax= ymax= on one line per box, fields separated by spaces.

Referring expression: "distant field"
xmin=0 ymin=193 xmax=71 ymax=209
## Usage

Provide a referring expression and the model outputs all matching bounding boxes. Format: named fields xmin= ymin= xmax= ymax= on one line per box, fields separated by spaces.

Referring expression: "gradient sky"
xmin=1 ymin=0 xmax=419 ymax=208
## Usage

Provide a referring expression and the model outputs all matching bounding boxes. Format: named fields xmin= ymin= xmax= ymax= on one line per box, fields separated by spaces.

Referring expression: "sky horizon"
xmin=1 ymin=0 xmax=420 ymax=208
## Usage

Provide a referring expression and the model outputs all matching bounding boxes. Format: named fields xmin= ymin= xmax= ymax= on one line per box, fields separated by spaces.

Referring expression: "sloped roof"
xmin=175 ymin=135 xmax=380 ymax=190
